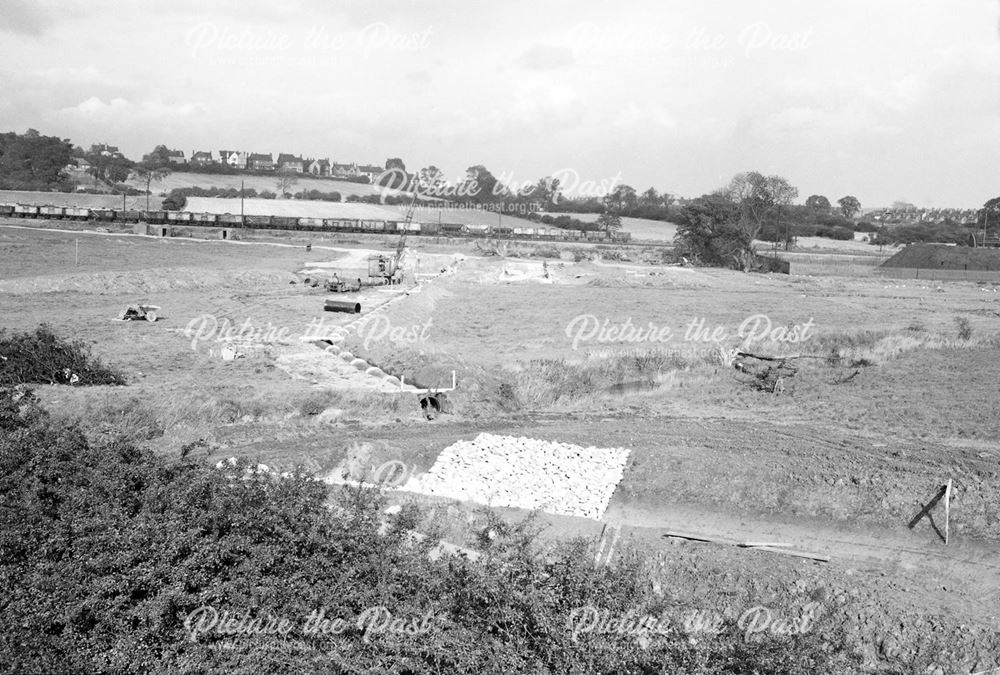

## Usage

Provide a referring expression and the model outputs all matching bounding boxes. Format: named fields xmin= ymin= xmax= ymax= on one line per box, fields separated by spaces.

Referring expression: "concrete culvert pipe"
xmin=420 ymin=395 xmax=441 ymax=420
xmin=324 ymin=300 xmax=361 ymax=314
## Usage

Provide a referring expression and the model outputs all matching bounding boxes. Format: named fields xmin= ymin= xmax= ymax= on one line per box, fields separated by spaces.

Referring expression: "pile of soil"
xmin=881 ymin=244 xmax=1000 ymax=271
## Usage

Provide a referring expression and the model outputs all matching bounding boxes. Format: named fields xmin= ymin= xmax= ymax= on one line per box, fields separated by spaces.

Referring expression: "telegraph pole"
xmin=240 ymin=178 xmax=245 ymax=226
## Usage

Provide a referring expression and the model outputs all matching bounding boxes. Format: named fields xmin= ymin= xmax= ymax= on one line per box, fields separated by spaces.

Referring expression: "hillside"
xmin=540 ymin=212 xmax=678 ymax=242
xmin=881 ymin=243 xmax=1000 ymax=270
xmin=0 ymin=190 xmax=160 ymax=210
xmin=130 ymin=171 xmax=401 ymax=199
xmin=185 ymin=197 xmax=539 ymax=228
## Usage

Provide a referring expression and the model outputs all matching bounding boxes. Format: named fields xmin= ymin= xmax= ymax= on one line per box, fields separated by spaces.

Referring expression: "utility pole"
xmin=240 ymin=178 xmax=245 ymax=226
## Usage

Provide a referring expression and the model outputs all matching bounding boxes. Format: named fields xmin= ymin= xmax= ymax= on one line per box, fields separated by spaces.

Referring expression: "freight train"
xmin=0 ymin=203 xmax=631 ymax=243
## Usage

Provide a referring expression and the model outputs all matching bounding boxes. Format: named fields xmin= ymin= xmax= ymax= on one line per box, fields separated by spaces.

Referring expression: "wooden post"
xmin=944 ymin=479 xmax=952 ymax=545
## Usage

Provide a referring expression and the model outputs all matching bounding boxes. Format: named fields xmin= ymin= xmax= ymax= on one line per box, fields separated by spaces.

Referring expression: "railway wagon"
xmin=14 ymin=204 xmax=40 ymax=218
xmin=360 ymin=219 xmax=384 ymax=232
xmin=119 ymin=210 xmax=144 ymax=223
xmin=218 ymin=213 xmax=244 ymax=227
xmin=513 ymin=227 xmax=535 ymax=238
xmin=166 ymin=211 xmax=193 ymax=223
xmin=143 ymin=210 xmax=168 ymax=224
xmin=420 ymin=221 xmax=440 ymax=235
xmin=298 ymin=217 xmax=324 ymax=230
xmin=39 ymin=205 xmax=65 ymax=219
xmin=65 ymin=207 xmax=90 ymax=220
xmin=494 ymin=226 xmax=514 ymax=237
xmin=439 ymin=223 xmax=466 ymax=236
xmin=191 ymin=212 xmax=218 ymax=226
xmin=244 ymin=214 xmax=272 ymax=228
xmin=585 ymin=230 xmax=605 ymax=242
xmin=271 ymin=216 xmax=298 ymax=229
xmin=92 ymin=209 xmax=115 ymax=222
xmin=399 ymin=221 xmax=422 ymax=233
xmin=466 ymin=224 xmax=491 ymax=237
xmin=324 ymin=218 xmax=355 ymax=231
xmin=0 ymin=204 xmax=14 ymax=217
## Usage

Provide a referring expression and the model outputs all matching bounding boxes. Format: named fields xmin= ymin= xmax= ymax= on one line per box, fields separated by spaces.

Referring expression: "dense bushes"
xmin=0 ymin=325 xmax=124 ymax=386
xmin=0 ymin=390 xmax=858 ymax=673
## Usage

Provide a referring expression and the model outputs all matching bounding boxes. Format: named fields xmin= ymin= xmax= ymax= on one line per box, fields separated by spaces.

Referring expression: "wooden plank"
xmin=944 ymin=478 xmax=952 ymax=545
xmin=751 ymin=546 xmax=830 ymax=563
xmin=661 ymin=531 xmax=717 ymax=543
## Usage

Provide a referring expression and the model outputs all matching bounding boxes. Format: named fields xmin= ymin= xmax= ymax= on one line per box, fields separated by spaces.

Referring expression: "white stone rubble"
xmin=401 ymin=433 xmax=631 ymax=520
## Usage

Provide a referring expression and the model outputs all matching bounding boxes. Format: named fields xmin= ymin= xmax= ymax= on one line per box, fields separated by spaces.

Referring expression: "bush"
xmin=0 ymin=325 xmax=124 ymax=386
xmin=955 ymin=316 xmax=973 ymax=341
xmin=0 ymin=390 xmax=861 ymax=673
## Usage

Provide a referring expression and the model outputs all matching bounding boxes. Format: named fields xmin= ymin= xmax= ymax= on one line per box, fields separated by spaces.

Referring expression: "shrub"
xmin=955 ymin=316 xmax=973 ymax=341
xmin=0 ymin=325 xmax=124 ymax=386
xmin=0 ymin=392 xmax=863 ymax=673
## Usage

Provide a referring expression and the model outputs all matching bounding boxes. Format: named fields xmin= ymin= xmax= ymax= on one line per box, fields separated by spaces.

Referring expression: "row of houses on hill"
xmin=165 ymin=148 xmax=383 ymax=180
xmin=870 ymin=207 xmax=981 ymax=226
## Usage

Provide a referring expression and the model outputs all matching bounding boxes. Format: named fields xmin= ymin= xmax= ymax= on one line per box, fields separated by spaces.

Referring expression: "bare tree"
xmin=276 ymin=168 xmax=299 ymax=198
xmin=130 ymin=165 xmax=170 ymax=211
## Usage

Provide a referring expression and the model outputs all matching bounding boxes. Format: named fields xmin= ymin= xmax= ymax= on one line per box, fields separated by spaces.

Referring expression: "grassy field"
xmin=129 ymin=171 xmax=395 ymax=199
xmin=5 ymin=219 xmax=1000 ymax=667
xmin=186 ymin=196 xmax=540 ymax=229
xmin=539 ymin=211 xmax=678 ymax=241
xmin=0 ymin=190 xmax=160 ymax=209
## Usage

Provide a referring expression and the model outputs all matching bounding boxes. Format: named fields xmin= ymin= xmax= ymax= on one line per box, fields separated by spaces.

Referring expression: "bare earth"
xmin=3 ymin=218 xmax=999 ymax=672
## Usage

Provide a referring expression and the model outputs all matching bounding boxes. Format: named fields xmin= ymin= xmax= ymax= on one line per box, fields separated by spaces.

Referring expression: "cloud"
xmin=612 ymin=103 xmax=677 ymax=130
xmin=515 ymin=44 xmax=575 ymax=70
xmin=0 ymin=0 xmax=48 ymax=36
xmin=62 ymin=96 xmax=207 ymax=117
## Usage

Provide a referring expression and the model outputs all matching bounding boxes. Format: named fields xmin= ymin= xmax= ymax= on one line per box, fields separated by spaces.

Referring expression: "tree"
xmin=130 ymin=164 xmax=170 ymax=210
xmin=524 ymin=176 xmax=560 ymax=205
xmin=978 ymin=197 xmax=1000 ymax=229
xmin=463 ymin=165 xmax=503 ymax=201
xmin=276 ymin=168 xmax=299 ymax=198
xmin=603 ymin=184 xmax=638 ymax=214
xmin=0 ymin=130 xmax=73 ymax=190
xmin=141 ymin=145 xmax=173 ymax=169
xmin=805 ymin=195 xmax=831 ymax=212
xmin=596 ymin=210 xmax=622 ymax=234
xmin=674 ymin=193 xmax=744 ymax=268
xmin=837 ymin=195 xmax=861 ymax=219
xmin=384 ymin=157 xmax=406 ymax=172
xmin=723 ymin=171 xmax=798 ymax=261
xmin=639 ymin=187 xmax=661 ymax=208
xmin=416 ymin=166 xmax=445 ymax=195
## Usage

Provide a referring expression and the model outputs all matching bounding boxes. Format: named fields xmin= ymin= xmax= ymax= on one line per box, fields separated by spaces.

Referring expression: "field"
xmin=185 ymin=196 xmax=542 ymax=229
xmin=540 ymin=211 xmax=679 ymax=241
xmin=4 ymin=219 xmax=1000 ymax=670
xmin=127 ymin=171 xmax=398 ymax=199
xmin=0 ymin=189 xmax=160 ymax=210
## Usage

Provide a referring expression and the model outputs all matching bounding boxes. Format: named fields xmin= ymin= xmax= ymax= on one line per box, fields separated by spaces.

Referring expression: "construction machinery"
xmin=118 ymin=304 xmax=160 ymax=322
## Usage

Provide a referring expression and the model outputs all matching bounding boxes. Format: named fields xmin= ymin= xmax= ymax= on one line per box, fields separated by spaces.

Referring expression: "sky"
xmin=0 ymin=0 xmax=997 ymax=207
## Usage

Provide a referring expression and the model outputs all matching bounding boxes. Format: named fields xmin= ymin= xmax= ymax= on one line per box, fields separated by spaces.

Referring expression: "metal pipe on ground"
xmin=324 ymin=300 xmax=361 ymax=314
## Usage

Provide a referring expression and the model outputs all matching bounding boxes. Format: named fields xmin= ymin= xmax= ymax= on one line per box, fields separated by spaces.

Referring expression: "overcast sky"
xmin=1 ymin=0 xmax=997 ymax=206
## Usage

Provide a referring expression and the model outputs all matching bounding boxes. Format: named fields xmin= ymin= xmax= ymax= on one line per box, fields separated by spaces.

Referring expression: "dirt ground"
xmin=4 ymin=219 xmax=1000 ymax=672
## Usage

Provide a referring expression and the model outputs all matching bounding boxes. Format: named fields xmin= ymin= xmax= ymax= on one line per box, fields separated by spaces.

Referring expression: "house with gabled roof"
xmin=357 ymin=164 xmax=384 ymax=182
xmin=191 ymin=151 xmax=214 ymax=166
xmin=166 ymin=149 xmax=187 ymax=164
xmin=306 ymin=158 xmax=331 ymax=177
xmin=248 ymin=153 xmax=274 ymax=171
xmin=219 ymin=150 xmax=248 ymax=169
xmin=276 ymin=153 xmax=305 ymax=173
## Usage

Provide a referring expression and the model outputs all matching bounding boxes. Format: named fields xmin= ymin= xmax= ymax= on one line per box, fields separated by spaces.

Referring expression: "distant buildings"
xmin=870 ymin=207 xmax=980 ymax=226
xmin=171 ymin=148 xmax=384 ymax=182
